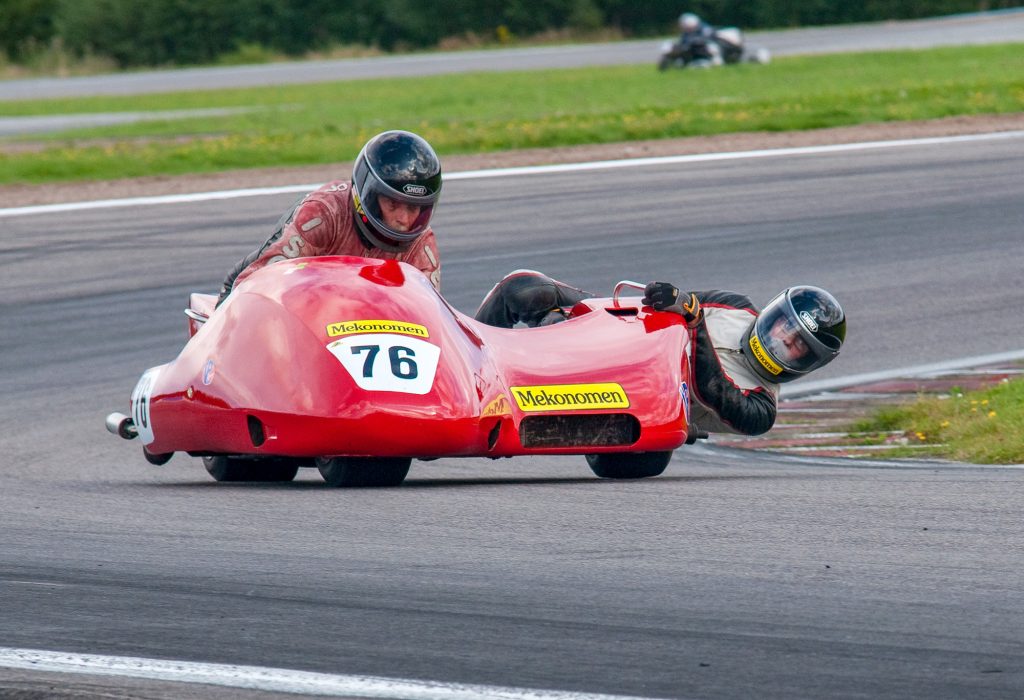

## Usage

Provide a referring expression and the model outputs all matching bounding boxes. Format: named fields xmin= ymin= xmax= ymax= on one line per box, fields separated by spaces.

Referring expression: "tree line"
xmin=2 ymin=0 xmax=1020 ymax=67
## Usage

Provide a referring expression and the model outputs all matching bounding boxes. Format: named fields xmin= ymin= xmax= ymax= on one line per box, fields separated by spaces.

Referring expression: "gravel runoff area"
xmin=2 ymin=113 xmax=1022 ymax=208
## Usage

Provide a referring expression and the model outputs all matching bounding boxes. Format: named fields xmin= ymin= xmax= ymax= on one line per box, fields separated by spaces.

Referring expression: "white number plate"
xmin=327 ymin=334 xmax=440 ymax=395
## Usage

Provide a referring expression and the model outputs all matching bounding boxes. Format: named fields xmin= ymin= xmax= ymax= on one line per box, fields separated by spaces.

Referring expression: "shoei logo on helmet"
xmin=748 ymin=334 xmax=783 ymax=375
xmin=327 ymin=319 xmax=429 ymax=339
xmin=403 ymin=184 xmax=428 ymax=196
xmin=799 ymin=311 xmax=819 ymax=332
xmin=511 ymin=383 xmax=629 ymax=412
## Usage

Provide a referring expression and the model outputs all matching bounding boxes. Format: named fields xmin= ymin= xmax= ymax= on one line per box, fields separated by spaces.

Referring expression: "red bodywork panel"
xmin=130 ymin=257 xmax=692 ymax=459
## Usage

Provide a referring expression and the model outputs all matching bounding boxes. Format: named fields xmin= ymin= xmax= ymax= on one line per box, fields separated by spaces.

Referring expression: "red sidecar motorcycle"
xmin=106 ymin=256 xmax=698 ymax=486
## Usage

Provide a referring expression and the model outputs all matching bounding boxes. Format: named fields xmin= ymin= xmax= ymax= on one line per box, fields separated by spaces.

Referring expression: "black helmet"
xmin=742 ymin=286 xmax=846 ymax=383
xmin=351 ymin=130 xmax=442 ymax=251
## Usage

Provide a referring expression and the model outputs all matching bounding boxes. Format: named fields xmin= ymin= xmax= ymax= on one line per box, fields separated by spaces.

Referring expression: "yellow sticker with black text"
xmin=748 ymin=334 xmax=783 ymax=375
xmin=511 ymin=383 xmax=629 ymax=412
xmin=326 ymin=319 xmax=429 ymax=339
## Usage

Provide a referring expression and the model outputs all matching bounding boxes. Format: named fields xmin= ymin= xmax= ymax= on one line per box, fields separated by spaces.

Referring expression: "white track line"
xmin=3 ymin=130 xmax=1023 ymax=218
xmin=0 ymin=647 xmax=671 ymax=700
xmin=781 ymin=349 xmax=1024 ymax=398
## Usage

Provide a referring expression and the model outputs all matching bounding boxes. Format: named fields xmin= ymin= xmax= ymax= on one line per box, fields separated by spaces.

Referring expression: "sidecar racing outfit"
xmin=474 ymin=270 xmax=778 ymax=436
xmin=218 ymin=180 xmax=441 ymax=304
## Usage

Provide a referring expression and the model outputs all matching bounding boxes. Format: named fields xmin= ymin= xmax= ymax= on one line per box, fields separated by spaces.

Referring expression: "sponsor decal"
xmin=748 ymin=334 xmax=783 ymax=375
xmin=403 ymin=184 xmax=428 ymax=196
xmin=481 ymin=395 xmax=511 ymax=418
xmin=679 ymin=381 xmax=691 ymax=423
xmin=326 ymin=319 xmax=429 ymax=339
xmin=511 ymin=383 xmax=629 ymax=412
xmin=202 ymin=359 xmax=215 ymax=385
xmin=799 ymin=310 xmax=818 ymax=332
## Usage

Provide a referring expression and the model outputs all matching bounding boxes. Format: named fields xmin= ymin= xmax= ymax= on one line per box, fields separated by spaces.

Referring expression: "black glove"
xmin=536 ymin=309 xmax=568 ymax=327
xmin=678 ymin=291 xmax=702 ymax=327
xmin=644 ymin=282 xmax=701 ymax=327
xmin=643 ymin=281 xmax=679 ymax=311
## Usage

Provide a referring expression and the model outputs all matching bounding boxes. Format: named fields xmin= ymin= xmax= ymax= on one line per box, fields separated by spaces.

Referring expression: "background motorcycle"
xmin=657 ymin=27 xmax=771 ymax=70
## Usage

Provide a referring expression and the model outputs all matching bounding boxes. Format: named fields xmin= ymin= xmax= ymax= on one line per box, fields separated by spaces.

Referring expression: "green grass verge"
xmin=1 ymin=42 xmax=1022 ymax=185
xmin=849 ymin=377 xmax=1024 ymax=464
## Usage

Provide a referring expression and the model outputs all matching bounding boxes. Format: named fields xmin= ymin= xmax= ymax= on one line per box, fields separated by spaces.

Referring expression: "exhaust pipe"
xmin=105 ymin=412 xmax=138 ymax=440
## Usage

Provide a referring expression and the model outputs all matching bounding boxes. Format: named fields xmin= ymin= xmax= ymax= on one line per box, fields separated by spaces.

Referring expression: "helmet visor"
xmin=356 ymin=176 xmax=435 ymax=245
xmin=753 ymin=293 xmax=839 ymax=375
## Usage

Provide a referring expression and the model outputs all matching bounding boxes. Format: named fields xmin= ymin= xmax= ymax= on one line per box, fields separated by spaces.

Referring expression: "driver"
xmin=678 ymin=12 xmax=711 ymax=39
xmin=677 ymin=11 xmax=721 ymax=65
xmin=216 ymin=130 xmax=443 ymax=305
xmin=474 ymin=271 xmax=846 ymax=436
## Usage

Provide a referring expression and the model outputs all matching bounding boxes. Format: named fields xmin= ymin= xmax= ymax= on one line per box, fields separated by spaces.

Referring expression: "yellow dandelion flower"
xmin=940 ymin=420 xmax=950 ymax=428
xmin=988 ymin=410 xmax=997 ymax=418
xmin=915 ymin=431 xmax=926 ymax=441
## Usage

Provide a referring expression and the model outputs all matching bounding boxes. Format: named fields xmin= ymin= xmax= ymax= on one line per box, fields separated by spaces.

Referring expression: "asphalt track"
xmin=1 ymin=132 xmax=1023 ymax=698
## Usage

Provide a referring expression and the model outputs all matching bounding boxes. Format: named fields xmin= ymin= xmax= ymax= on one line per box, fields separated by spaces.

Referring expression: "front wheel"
xmin=586 ymin=451 xmax=672 ymax=479
xmin=657 ymin=56 xmax=671 ymax=71
xmin=203 ymin=456 xmax=299 ymax=482
xmin=317 ymin=457 xmax=411 ymax=487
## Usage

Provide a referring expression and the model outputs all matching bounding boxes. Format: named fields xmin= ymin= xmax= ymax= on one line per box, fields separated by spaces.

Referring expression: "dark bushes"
xmin=3 ymin=0 xmax=1020 ymax=68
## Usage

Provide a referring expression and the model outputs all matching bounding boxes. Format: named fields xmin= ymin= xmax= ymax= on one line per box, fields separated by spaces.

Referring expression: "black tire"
xmin=316 ymin=457 xmax=411 ymax=488
xmin=657 ymin=57 xmax=670 ymax=71
xmin=203 ymin=456 xmax=299 ymax=482
xmin=586 ymin=451 xmax=672 ymax=479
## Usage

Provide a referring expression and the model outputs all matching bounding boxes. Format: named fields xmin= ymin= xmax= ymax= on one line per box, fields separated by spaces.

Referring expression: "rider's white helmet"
xmin=679 ymin=13 xmax=701 ymax=32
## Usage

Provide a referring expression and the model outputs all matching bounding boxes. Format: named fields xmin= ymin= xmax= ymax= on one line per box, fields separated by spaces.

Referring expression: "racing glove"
xmin=643 ymin=282 xmax=702 ymax=327
xmin=537 ymin=309 xmax=568 ymax=327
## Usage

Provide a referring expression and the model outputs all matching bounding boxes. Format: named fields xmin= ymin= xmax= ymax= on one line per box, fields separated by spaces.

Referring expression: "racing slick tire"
xmin=316 ymin=457 xmax=411 ymax=487
xmin=586 ymin=451 xmax=672 ymax=479
xmin=203 ymin=456 xmax=299 ymax=482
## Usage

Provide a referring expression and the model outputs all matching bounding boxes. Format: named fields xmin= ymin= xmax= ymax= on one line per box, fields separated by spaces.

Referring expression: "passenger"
xmin=474 ymin=271 xmax=846 ymax=436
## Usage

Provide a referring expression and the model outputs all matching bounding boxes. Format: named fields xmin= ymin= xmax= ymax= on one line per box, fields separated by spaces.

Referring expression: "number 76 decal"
xmin=327 ymin=334 xmax=441 ymax=394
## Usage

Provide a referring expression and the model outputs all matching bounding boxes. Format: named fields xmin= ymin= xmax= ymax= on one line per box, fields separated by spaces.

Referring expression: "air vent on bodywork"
xmin=247 ymin=415 xmax=266 ymax=447
xmin=519 ymin=413 xmax=640 ymax=448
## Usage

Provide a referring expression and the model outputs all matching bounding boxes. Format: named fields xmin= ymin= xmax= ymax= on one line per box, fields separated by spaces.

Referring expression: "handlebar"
xmin=612 ymin=280 xmax=646 ymax=308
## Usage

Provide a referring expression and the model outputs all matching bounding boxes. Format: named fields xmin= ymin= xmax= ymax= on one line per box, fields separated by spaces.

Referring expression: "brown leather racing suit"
xmin=474 ymin=271 xmax=778 ymax=436
xmin=218 ymin=180 xmax=440 ymax=304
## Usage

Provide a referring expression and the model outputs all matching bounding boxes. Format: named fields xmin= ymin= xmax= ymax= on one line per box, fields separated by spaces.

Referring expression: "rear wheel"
xmin=586 ymin=451 xmax=672 ymax=479
xmin=316 ymin=457 xmax=411 ymax=488
xmin=203 ymin=456 xmax=299 ymax=482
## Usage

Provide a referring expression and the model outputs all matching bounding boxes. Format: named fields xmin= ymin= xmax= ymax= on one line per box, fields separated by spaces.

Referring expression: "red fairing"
xmin=133 ymin=257 xmax=690 ymax=459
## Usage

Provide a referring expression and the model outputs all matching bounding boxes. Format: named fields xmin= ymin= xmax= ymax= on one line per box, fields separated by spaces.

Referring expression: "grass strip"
xmin=1 ymin=43 xmax=1022 ymax=185
xmin=849 ymin=376 xmax=1024 ymax=464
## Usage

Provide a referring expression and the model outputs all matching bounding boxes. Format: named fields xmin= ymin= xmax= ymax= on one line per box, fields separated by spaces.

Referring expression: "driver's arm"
xmin=217 ymin=197 xmax=335 ymax=305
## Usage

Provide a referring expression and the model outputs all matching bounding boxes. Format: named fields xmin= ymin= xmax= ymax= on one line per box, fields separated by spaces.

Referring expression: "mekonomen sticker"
xmin=511 ymin=383 xmax=629 ymax=412
xmin=326 ymin=319 xmax=428 ymax=339
xmin=748 ymin=334 xmax=783 ymax=375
